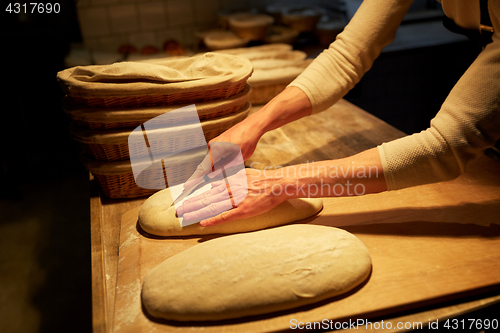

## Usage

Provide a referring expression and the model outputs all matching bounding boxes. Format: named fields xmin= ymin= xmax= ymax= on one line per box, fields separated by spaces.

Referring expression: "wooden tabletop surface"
xmin=90 ymin=99 xmax=500 ymax=332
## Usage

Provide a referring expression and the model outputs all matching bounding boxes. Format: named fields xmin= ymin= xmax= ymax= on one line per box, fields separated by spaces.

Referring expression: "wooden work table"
xmin=91 ymin=99 xmax=500 ymax=332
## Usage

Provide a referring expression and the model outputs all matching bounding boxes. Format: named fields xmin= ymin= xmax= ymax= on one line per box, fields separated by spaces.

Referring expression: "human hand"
xmin=177 ymin=168 xmax=287 ymax=227
xmin=182 ymin=115 xmax=262 ymax=190
xmin=210 ymin=114 xmax=263 ymax=162
xmin=182 ymin=141 xmax=244 ymax=191
xmin=183 ymin=86 xmax=312 ymax=189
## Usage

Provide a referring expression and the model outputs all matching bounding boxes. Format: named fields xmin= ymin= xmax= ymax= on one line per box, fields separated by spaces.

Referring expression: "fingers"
xmin=176 ymin=183 xmax=227 ymax=216
xmin=225 ymin=169 xmax=248 ymax=206
xmin=184 ymin=152 xmax=213 ymax=188
xmin=182 ymin=199 xmax=234 ymax=224
xmin=177 ymin=143 xmax=249 ymax=227
xmin=199 ymin=208 xmax=242 ymax=227
xmin=184 ymin=142 xmax=241 ymax=188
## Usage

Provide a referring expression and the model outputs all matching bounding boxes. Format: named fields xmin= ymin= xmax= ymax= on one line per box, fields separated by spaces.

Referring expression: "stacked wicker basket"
xmin=216 ymin=44 xmax=313 ymax=105
xmin=57 ymin=53 xmax=253 ymax=198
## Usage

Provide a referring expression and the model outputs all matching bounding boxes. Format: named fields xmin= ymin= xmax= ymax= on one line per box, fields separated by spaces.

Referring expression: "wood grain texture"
xmin=90 ymin=177 xmax=108 ymax=333
xmin=341 ymin=293 xmax=500 ymax=332
xmin=90 ymin=176 xmax=144 ymax=332
xmin=112 ymin=155 xmax=500 ymax=332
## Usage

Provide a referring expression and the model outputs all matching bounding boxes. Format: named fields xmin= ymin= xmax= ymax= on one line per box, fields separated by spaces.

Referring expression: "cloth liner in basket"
xmin=57 ymin=52 xmax=253 ymax=108
xmin=214 ymin=43 xmax=292 ymax=55
xmin=264 ymin=26 xmax=299 ymax=44
xmin=203 ymin=31 xmax=249 ymax=51
xmin=248 ymin=59 xmax=313 ymax=105
xmin=249 ymin=59 xmax=312 ymax=85
xmin=216 ymin=49 xmax=300 ymax=62
xmin=62 ymin=84 xmax=251 ymax=130
xmin=228 ymin=14 xmax=275 ymax=41
xmin=82 ymin=146 xmax=208 ymax=199
xmin=213 ymin=44 xmax=311 ymax=104
xmin=69 ymin=102 xmax=251 ymax=162
xmin=249 ymin=51 xmax=307 ymax=69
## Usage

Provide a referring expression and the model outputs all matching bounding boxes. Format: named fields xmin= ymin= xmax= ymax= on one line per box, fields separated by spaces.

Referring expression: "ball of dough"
xmin=142 ymin=224 xmax=372 ymax=321
xmin=138 ymin=188 xmax=323 ymax=236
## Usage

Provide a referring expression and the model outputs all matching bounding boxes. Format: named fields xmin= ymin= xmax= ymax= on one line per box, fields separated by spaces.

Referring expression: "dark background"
xmin=344 ymin=40 xmax=482 ymax=135
xmin=1 ymin=1 xmax=92 ymax=332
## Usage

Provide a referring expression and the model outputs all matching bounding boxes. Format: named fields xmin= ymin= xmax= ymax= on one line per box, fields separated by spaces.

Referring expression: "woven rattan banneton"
xmin=63 ymin=84 xmax=251 ymax=130
xmin=57 ymin=53 xmax=254 ymax=109
xmin=83 ymin=145 xmax=207 ymax=199
xmin=248 ymin=59 xmax=313 ymax=105
xmin=71 ymin=78 xmax=248 ymax=109
xmin=228 ymin=14 xmax=274 ymax=41
xmin=92 ymin=158 xmax=200 ymax=198
xmin=73 ymin=100 xmax=245 ymax=129
xmin=71 ymin=102 xmax=251 ymax=162
xmin=94 ymin=174 xmax=157 ymax=198
xmin=250 ymin=82 xmax=290 ymax=105
xmin=215 ymin=43 xmax=292 ymax=55
xmin=85 ymin=135 xmax=206 ymax=163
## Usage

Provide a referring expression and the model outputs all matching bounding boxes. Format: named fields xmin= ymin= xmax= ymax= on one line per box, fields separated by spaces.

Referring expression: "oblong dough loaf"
xmin=138 ymin=188 xmax=323 ymax=236
xmin=142 ymin=224 xmax=372 ymax=321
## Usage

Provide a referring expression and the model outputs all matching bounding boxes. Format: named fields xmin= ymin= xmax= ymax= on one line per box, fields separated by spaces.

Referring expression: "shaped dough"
xmin=138 ymin=188 xmax=323 ymax=236
xmin=142 ymin=224 xmax=372 ymax=321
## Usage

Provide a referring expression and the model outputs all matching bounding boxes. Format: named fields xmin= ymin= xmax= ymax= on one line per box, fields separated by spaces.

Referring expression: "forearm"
xmin=184 ymin=149 xmax=386 ymax=227
xmin=212 ymin=86 xmax=312 ymax=161
xmin=379 ymin=29 xmax=500 ymax=190
xmin=252 ymin=148 xmax=387 ymax=199
xmin=244 ymin=86 xmax=312 ymax=136
xmin=249 ymin=87 xmax=312 ymax=134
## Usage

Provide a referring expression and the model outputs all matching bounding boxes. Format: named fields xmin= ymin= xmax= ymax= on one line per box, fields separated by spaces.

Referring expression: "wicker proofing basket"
xmin=264 ymin=26 xmax=300 ymax=45
xmin=63 ymin=84 xmax=251 ymax=130
xmin=57 ymin=53 xmax=253 ymax=108
xmin=217 ymin=50 xmax=306 ymax=66
xmin=215 ymin=43 xmax=292 ymax=56
xmin=203 ymin=31 xmax=250 ymax=51
xmin=248 ymin=59 xmax=313 ymax=105
xmin=249 ymin=50 xmax=307 ymax=69
xmin=82 ymin=147 xmax=208 ymax=199
xmin=69 ymin=102 xmax=251 ymax=162
xmin=281 ymin=7 xmax=323 ymax=32
xmin=228 ymin=14 xmax=275 ymax=41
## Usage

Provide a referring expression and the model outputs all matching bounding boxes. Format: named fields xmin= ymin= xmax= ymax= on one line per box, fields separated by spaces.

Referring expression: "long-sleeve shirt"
xmin=289 ymin=0 xmax=500 ymax=190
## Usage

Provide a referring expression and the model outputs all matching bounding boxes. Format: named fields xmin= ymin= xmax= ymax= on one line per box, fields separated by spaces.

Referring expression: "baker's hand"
xmin=182 ymin=120 xmax=262 ymax=190
xmin=177 ymin=168 xmax=287 ymax=227
xmin=183 ymin=86 xmax=312 ymax=190
xmin=210 ymin=116 xmax=262 ymax=162
xmin=183 ymin=141 xmax=240 ymax=190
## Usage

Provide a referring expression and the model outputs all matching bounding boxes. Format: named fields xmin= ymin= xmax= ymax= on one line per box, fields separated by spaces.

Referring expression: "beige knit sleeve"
xmin=288 ymin=0 xmax=414 ymax=114
xmin=379 ymin=30 xmax=500 ymax=190
xmin=290 ymin=0 xmax=500 ymax=191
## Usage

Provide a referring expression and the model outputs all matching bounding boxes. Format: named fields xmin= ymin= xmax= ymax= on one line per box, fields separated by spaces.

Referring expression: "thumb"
xmin=184 ymin=151 xmax=213 ymax=188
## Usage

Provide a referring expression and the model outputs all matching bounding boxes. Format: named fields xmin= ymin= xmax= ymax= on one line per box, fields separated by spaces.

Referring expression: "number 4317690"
xmin=444 ymin=318 xmax=498 ymax=330
xmin=6 ymin=3 xmax=60 ymax=14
